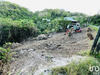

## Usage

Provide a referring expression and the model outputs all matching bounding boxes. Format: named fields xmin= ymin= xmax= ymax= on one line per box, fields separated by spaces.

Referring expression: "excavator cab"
xmin=65 ymin=22 xmax=82 ymax=35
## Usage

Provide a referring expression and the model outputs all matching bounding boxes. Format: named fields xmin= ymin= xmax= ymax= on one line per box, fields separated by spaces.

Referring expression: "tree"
xmin=58 ymin=18 xmax=71 ymax=31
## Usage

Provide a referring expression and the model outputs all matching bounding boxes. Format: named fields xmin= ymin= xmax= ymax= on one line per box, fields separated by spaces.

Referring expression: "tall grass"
xmin=88 ymin=25 xmax=99 ymax=31
xmin=51 ymin=56 xmax=100 ymax=75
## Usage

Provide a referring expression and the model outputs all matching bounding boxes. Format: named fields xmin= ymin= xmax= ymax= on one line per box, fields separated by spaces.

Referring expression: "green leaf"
xmin=4 ymin=49 xmax=7 ymax=52
xmin=1 ymin=52 xmax=4 ymax=55
xmin=2 ymin=56 xmax=6 ymax=59
xmin=7 ymin=49 xmax=10 ymax=52
xmin=0 ymin=56 xmax=2 ymax=58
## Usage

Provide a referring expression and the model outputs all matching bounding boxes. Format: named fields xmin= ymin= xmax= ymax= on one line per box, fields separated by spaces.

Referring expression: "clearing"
xmin=9 ymin=27 xmax=95 ymax=75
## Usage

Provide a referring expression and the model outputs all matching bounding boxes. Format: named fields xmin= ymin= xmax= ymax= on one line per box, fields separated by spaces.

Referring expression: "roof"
xmin=42 ymin=18 xmax=51 ymax=22
xmin=64 ymin=17 xmax=77 ymax=22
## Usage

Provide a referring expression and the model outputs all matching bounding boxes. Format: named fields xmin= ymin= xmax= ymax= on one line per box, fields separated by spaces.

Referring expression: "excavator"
xmin=64 ymin=22 xmax=82 ymax=36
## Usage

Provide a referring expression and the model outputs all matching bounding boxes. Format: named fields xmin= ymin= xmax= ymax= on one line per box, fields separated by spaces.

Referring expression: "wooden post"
xmin=90 ymin=27 xmax=100 ymax=54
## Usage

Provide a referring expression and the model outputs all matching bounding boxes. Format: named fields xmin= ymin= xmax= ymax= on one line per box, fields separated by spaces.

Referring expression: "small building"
xmin=64 ymin=17 xmax=79 ymax=26
xmin=64 ymin=17 xmax=77 ymax=23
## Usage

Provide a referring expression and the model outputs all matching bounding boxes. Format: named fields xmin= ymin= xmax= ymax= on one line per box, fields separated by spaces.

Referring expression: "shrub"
xmin=0 ymin=18 xmax=38 ymax=45
xmin=0 ymin=47 xmax=10 ymax=63
xmin=51 ymin=56 xmax=100 ymax=75
xmin=51 ymin=67 xmax=68 ymax=75
xmin=0 ymin=43 xmax=14 ymax=75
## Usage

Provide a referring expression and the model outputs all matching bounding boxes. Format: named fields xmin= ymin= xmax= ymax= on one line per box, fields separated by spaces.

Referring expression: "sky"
xmin=3 ymin=0 xmax=100 ymax=16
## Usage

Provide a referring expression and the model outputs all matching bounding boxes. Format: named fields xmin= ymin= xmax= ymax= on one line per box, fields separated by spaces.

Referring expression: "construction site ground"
xmin=9 ymin=27 xmax=96 ymax=75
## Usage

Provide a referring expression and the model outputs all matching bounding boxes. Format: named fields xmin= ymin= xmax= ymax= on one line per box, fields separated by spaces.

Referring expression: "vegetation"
xmin=90 ymin=15 xmax=100 ymax=26
xmin=50 ymin=56 xmax=100 ymax=75
xmin=0 ymin=18 xmax=38 ymax=45
xmin=89 ymin=25 xmax=99 ymax=31
xmin=78 ymin=50 xmax=100 ymax=59
xmin=0 ymin=42 xmax=14 ymax=75
xmin=83 ymin=14 xmax=100 ymax=26
xmin=0 ymin=1 xmax=87 ymax=45
xmin=0 ymin=1 xmax=34 ymax=20
xmin=0 ymin=1 xmax=100 ymax=75
xmin=51 ymin=36 xmax=100 ymax=75
xmin=0 ymin=42 xmax=12 ymax=63
xmin=0 ymin=1 xmax=38 ymax=45
xmin=88 ymin=26 xmax=100 ymax=56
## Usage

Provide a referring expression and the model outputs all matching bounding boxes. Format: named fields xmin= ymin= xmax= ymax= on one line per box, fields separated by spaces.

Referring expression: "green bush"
xmin=51 ymin=57 xmax=100 ymax=75
xmin=0 ymin=18 xmax=38 ymax=45
xmin=51 ymin=67 xmax=68 ymax=75
xmin=0 ymin=43 xmax=14 ymax=75
xmin=78 ymin=50 xmax=100 ymax=59
xmin=0 ymin=1 xmax=34 ymax=20
xmin=0 ymin=42 xmax=13 ymax=63
xmin=0 ymin=1 xmax=87 ymax=36
xmin=88 ymin=25 xmax=99 ymax=31
xmin=0 ymin=47 xmax=10 ymax=63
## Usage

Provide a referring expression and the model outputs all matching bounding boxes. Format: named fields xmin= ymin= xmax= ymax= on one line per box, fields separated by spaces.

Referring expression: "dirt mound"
xmin=87 ymin=27 xmax=92 ymax=32
xmin=87 ymin=32 xmax=94 ymax=40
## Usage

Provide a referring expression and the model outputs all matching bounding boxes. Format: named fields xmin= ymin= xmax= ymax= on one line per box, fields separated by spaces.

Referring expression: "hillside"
xmin=0 ymin=1 xmax=34 ymax=20
xmin=0 ymin=1 xmax=88 ymax=45
xmin=0 ymin=1 xmax=100 ymax=75
xmin=0 ymin=1 xmax=87 ymax=20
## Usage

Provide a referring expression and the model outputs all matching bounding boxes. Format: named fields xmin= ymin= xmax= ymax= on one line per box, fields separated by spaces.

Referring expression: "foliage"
xmin=58 ymin=18 xmax=71 ymax=31
xmin=0 ymin=43 xmax=14 ymax=75
xmin=78 ymin=50 xmax=100 ymax=59
xmin=0 ymin=18 xmax=38 ymax=45
xmin=51 ymin=66 xmax=68 ymax=75
xmin=84 ymin=15 xmax=100 ymax=26
xmin=0 ymin=1 xmax=87 ymax=45
xmin=77 ymin=50 xmax=90 ymax=56
xmin=88 ymin=25 xmax=99 ymax=31
xmin=51 ymin=56 xmax=100 ymax=75
xmin=0 ymin=43 xmax=12 ymax=63
xmin=0 ymin=1 xmax=34 ymax=20
xmin=88 ymin=26 xmax=100 ymax=56
xmin=90 ymin=15 xmax=100 ymax=25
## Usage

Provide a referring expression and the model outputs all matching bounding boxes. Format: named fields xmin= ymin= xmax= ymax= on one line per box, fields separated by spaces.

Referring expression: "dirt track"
xmin=10 ymin=28 xmax=95 ymax=75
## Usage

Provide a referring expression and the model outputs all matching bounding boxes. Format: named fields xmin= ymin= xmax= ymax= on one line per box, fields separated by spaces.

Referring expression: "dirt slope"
xmin=9 ymin=28 xmax=94 ymax=75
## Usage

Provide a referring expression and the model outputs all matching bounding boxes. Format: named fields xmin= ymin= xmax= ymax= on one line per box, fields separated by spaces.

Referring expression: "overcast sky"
xmin=3 ymin=0 xmax=100 ymax=15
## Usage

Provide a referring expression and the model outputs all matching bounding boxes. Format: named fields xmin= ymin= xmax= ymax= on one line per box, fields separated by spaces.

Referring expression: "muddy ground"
xmin=9 ymin=28 xmax=95 ymax=75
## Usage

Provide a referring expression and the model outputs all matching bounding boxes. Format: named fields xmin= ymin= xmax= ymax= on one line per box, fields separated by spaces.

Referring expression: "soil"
xmin=9 ymin=28 xmax=95 ymax=75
